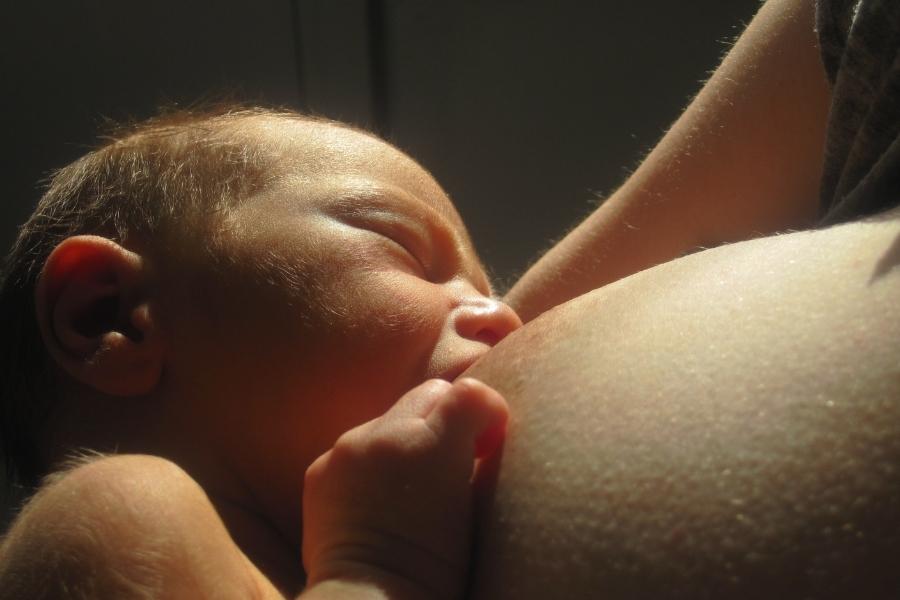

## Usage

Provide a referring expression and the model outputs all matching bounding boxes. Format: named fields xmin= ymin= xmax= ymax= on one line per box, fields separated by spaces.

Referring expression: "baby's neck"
xmin=211 ymin=493 xmax=306 ymax=596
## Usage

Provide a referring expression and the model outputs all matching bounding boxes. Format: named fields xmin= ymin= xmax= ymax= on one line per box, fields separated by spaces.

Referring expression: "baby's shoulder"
xmin=0 ymin=454 xmax=271 ymax=599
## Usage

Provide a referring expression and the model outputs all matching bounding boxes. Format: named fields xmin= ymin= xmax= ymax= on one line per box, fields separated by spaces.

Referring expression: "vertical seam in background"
xmin=288 ymin=0 xmax=308 ymax=111
xmin=366 ymin=0 xmax=391 ymax=138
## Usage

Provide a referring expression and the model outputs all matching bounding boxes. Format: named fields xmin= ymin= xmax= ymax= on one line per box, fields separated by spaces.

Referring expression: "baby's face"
xmin=159 ymin=120 xmax=521 ymax=538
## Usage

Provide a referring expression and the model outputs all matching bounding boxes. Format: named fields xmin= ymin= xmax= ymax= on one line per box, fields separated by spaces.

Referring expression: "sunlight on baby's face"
xmin=162 ymin=119 xmax=522 ymax=542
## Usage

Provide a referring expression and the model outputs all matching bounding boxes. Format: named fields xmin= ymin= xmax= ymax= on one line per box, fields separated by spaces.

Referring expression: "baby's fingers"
xmin=425 ymin=377 xmax=509 ymax=459
xmin=383 ymin=378 xmax=453 ymax=421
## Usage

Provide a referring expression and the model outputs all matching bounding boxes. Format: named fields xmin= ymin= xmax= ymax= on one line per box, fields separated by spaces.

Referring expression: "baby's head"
xmin=0 ymin=108 xmax=521 ymax=532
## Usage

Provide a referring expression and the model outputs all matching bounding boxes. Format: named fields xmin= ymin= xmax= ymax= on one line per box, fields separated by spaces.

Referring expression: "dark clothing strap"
xmin=817 ymin=0 xmax=900 ymax=224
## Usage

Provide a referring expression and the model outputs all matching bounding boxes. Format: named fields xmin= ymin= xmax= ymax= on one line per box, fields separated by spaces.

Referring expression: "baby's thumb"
xmin=424 ymin=377 xmax=509 ymax=459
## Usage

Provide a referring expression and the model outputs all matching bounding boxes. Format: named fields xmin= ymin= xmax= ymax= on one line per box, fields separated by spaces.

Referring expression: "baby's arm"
xmin=507 ymin=0 xmax=830 ymax=321
xmin=0 ymin=454 xmax=281 ymax=599
xmin=0 ymin=378 xmax=506 ymax=600
xmin=301 ymin=378 xmax=508 ymax=600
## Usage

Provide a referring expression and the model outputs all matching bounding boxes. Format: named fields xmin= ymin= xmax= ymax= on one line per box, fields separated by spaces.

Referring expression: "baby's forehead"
xmin=232 ymin=118 xmax=490 ymax=292
xmin=253 ymin=118 xmax=467 ymax=231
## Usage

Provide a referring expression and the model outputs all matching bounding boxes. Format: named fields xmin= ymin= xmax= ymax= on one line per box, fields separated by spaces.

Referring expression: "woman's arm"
xmin=506 ymin=0 xmax=831 ymax=322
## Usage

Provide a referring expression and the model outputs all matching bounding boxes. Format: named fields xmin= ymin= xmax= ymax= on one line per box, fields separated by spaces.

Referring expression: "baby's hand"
xmin=301 ymin=378 xmax=508 ymax=600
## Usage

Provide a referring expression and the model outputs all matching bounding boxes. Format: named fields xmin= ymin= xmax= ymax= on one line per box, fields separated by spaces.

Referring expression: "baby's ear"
xmin=36 ymin=235 xmax=164 ymax=396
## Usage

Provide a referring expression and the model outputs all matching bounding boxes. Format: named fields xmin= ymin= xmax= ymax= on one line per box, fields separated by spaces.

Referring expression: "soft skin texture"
xmin=461 ymin=6 xmax=900 ymax=593
xmin=302 ymin=377 xmax=508 ymax=600
xmin=466 ymin=210 xmax=900 ymax=599
xmin=33 ymin=119 xmax=522 ymax=594
xmin=9 ymin=1 xmax=894 ymax=595
xmin=0 ymin=455 xmax=276 ymax=600
xmin=0 ymin=378 xmax=508 ymax=600
xmin=506 ymin=0 xmax=830 ymax=321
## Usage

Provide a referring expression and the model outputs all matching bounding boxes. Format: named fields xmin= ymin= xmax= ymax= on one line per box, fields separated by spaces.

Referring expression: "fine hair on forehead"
xmin=0 ymin=105 xmax=356 ymax=487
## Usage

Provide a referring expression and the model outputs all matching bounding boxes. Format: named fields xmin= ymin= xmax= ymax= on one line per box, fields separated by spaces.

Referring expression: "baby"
xmin=0 ymin=107 xmax=522 ymax=598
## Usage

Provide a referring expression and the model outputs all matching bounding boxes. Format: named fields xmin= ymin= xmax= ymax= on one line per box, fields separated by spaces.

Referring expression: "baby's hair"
xmin=0 ymin=105 xmax=325 ymax=487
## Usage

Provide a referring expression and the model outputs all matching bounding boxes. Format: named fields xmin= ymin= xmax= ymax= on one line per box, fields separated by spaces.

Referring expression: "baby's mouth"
xmin=437 ymin=354 xmax=483 ymax=382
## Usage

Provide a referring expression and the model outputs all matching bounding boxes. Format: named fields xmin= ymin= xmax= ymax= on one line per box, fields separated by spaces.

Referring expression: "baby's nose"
xmin=453 ymin=296 xmax=523 ymax=346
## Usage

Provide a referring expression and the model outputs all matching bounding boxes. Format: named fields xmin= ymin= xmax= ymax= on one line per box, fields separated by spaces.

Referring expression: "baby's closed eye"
xmin=332 ymin=208 xmax=434 ymax=278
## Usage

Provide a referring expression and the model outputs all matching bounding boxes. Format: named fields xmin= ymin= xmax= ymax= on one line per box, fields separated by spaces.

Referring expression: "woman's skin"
xmin=3 ymin=0 xmax=898 ymax=597
xmin=466 ymin=209 xmax=900 ymax=598
xmin=506 ymin=0 xmax=831 ymax=322
xmin=462 ymin=0 xmax=900 ymax=596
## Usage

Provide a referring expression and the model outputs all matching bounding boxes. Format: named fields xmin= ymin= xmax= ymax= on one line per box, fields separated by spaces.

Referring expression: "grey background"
xmin=1 ymin=0 xmax=760 ymax=515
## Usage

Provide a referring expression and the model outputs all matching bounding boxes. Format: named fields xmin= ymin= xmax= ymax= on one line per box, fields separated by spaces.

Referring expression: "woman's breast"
xmin=465 ymin=211 xmax=900 ymax=599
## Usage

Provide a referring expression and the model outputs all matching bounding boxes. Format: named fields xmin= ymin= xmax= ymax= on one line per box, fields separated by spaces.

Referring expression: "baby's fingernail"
xmin=424 ymin=378 xmax=454 ymax=394
xmin=451 ymin=377 xmax=482 ymax=394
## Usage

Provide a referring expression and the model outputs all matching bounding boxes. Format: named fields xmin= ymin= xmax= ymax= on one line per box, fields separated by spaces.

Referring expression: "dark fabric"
xmin=817 ymin=0 xmax=900 ymax=224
